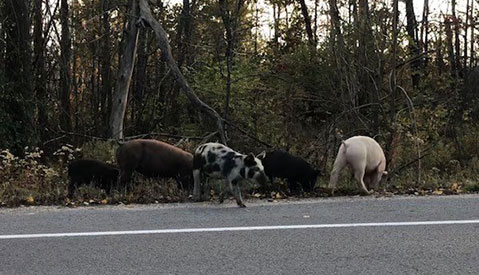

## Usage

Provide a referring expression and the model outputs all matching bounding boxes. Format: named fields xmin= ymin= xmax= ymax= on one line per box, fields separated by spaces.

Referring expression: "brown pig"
xmin=329 ymin=136 xmax=387 ymax=195
xmin=115 ymin=139 xmax=193 ymax=191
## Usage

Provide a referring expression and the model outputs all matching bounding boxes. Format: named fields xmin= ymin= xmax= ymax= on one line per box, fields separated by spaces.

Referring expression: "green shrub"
xmin=0 ymin=147 xmax=64 ymax=206
xmin=81 ymin=140 xmax=118 ymax=164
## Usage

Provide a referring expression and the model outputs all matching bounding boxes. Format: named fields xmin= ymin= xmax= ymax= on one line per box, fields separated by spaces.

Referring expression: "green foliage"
xmin=81 ymin=141 xmax=118 ymax=164
xmin=0 ymin=147 xmax=64 ymax=206
xmin=1 ymin=0 xmax=478 ymax=204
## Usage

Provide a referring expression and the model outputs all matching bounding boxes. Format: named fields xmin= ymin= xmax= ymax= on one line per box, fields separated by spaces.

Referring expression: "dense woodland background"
xmin=0 ymin=0 xmax=478 ymax=204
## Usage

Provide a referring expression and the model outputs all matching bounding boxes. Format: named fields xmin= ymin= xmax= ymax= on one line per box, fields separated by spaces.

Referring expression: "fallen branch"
xmin=123 ymin=132 xmax=214 ymax=141
xmin=388 ymin=146 xmax=432 ymax=176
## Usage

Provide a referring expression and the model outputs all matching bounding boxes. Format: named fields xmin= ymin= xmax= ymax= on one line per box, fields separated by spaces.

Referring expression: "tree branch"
xmin=138 ymin=0 xmax=227 ymax=144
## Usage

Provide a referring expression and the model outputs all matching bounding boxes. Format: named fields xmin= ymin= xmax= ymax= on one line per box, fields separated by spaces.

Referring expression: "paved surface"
xmin=1 ymin=195 xmax=479 ymax=274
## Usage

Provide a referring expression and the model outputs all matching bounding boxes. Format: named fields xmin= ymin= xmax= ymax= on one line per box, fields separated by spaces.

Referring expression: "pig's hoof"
xmin=360 ymin=190 xmax=372 ymax=196
xmin=238 ymin=203 xmax=247 ymax=208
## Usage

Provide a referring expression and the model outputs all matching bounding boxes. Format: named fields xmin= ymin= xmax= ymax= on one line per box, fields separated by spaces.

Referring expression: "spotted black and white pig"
xmin=67 ymin=159 xmax=119 ymax=197
xmin=115 ymin=139 xmax=193 ymax=191
xmin=192 ymin=143 xmax=267 ymax=207
xmin=257 ymin=150 xmax=320 ymax=195
xmin=329 ymin=136 xmax=387 ymax=195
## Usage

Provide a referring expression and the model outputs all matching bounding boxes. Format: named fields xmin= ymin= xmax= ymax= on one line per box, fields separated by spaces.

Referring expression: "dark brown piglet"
xmin=67 ymin=159 xmax=119 ymax=197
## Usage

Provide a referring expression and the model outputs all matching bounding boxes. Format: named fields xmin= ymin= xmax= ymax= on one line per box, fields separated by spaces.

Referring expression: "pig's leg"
xmin=118 ymin=169 xmax=133 ymax=194
xmin=329 ymin=152 xmax=347 ymax=195
xmin=288 ymin=180 xmax=300 ymax=196
xmin=192 ymin=169 xmax=201 ymax=201
xmin=67 ymin=180 xmax=78 ymax=198
xmin=231 ymin=180 xmax=246 ymax=208
xmin=370 ymin=172 xmax=383 ymax=191
xmin=218 ymin=179 xmax=231 ymax=203
xmin=351 ymin=162 xmax=370 ymax=195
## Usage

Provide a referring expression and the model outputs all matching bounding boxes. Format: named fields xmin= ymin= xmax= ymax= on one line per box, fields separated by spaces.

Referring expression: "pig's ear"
xmin=256 ymin=151 xmax=266 ymax=159
xmin=244 ymin=153 xmax=256 ymax=166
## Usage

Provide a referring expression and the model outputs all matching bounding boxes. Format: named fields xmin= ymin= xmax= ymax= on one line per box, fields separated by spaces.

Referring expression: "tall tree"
xmin=451 ymin=0 xmax=462 ymax=76
xmin=405 ymin=0 xmax=421 ymax=87
xmin=357 ymin=0 xmax=380 ymax=132
xmin=298 ymin=0 xmax=314 ymax=46
xmin=132 ymin=29 xmax=149 ymax=128
xmin=470 ymin=0 xmax=475 ymax=68
xmin=387 ymin=0 xmax=399 ymax=170
xmin=176 ymin=0 xmax=196 ymax=68
xmin=33 ymin=0 xmax=48 ymax=139
xmin=445 ymin=16 xmax=456 ymax=77
xmin=60 ymin=0 xmax=73 ymax=132
xmin=2 ymin=0 xmax=34 ymax=150
xmin=420 ymin=0 xmax=429 ymax=66
xmin=464 ymin=0 xmax=469 ymax=71
xmin=218 ymin=0 xmax=245 ymax=122
xmin=110 ymin=0 xmax=140 ymax=139
xmin=100 ymin=0 xmax=113 ymax=135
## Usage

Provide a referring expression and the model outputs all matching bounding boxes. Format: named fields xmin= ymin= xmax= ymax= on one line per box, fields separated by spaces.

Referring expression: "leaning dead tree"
xmin=110 ymin=0 xmax=140 ymax=139
xmin=138 ymin=0 xmax=226 ymax=144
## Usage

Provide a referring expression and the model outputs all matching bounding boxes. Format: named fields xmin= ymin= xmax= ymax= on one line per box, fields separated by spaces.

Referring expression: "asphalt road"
xmin=1 ymin=195 xmax=479 ymax=275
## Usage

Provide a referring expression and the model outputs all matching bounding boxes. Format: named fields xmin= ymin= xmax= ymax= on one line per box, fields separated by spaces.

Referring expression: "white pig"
xmin=329 ymin=136 xmax=387 ymax=195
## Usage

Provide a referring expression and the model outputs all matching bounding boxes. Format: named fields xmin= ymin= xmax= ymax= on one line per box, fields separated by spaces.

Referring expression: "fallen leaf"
xmin=433 ymin=190 xmax=443 ymax=195
xmin=26 ymin=196 xmax=34 ymax=205
xmin=451 ymin=183 xmax=459 ymax=191
xmin=100 ymin=199 xmax=108 ymax=204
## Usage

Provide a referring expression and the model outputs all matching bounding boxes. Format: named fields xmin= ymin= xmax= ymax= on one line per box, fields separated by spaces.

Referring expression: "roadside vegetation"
xmin=0 ymin=1 xmax=478 ymax=206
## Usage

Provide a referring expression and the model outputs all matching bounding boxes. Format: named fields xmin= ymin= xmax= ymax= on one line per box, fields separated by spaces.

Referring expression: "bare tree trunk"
xmin=298 ymin=0 xmax=314 ymax=46
xmin=386 ymin=0 xmax=399 ymax=172
xmin=421 ymin=0 xmax=429 ymax=67
xmin=133 ymin=30 xmax=149 ymax=128
xmin=464 ymin=0 xmax=469 ymax=72
xmin=219 ymin=0 xmax=233 ymax=122
xmin=219 ymin=0 xmax=245 ymax=123
xmin=328 ymin=0 xmax=344 ymax=56
xmin=445 ymin=17 xmax=456 ymax=77
xmin=0 ymin=13 xmax=4 ymax=80
xmin=254 ymin=0 xmax=259 ymax=54
xmin=452 ymin=0 xmax=462 ymax=76
xmin=436 ymin=26 xmax=445 ymax=75
xmin=138 ymin=0 xmax=226 ymax=144
xmin=405 ymin=0 xmax=421 ymax=88
xmin=60 ymin=0 xmax=72 ymax=132
xmin=101 ymin=0 xmax=113 ymax=136
xmin=2 ymin=0 xmax=35 ymax=150
xmin=470 ymin=0 xmax=475 ymax=68
xmin=273 ymin=2 xmax=279 ymax=52
xmin=176 ymin=0 xmax=195 ymax=68
xmin=110 ymin=0 xmax=140 ymax=139
xmin=357 ymin=0 xmax=380 ymax=132
xmin=34 ymin=0 xmax=48 ymax=139
xmin=313 ymin=0 xmax=318 ymax=43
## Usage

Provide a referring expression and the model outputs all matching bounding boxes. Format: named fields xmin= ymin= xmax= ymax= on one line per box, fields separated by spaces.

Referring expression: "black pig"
xmin=257 ymin=150 xmax=320 ymax=195
xmin=67 ymin=159 xmax=119 ymax=197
